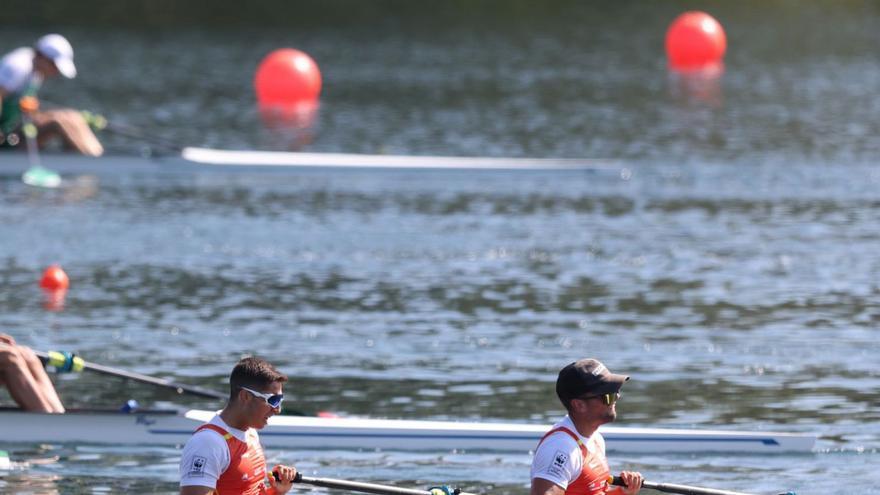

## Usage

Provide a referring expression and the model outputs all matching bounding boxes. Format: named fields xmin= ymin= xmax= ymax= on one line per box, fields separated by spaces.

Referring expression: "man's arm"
xmin=179 ymin=430 xmax=227 ymax=495
xmin=180 ymin=486 xmax=214 ymax=495
xmin=531 ymin=477 xmax=566 ymax=495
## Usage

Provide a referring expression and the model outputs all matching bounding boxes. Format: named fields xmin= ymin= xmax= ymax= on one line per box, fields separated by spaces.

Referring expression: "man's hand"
xmin=269 ymin=464 xmax=297 ymax=495
xmin=615 ymin=471 xmax=644 ymax=495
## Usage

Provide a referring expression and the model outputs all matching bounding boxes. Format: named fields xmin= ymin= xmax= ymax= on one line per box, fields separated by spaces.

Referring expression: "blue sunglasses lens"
xmin=267 ymin=395 xmax=284 ymax=408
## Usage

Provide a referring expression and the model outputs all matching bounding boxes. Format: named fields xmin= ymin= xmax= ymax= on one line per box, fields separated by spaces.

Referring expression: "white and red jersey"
xmin=179 ymin=414 xmax=269 ymax=494
xmin=530 ymin=416 xmax=614 ymax=495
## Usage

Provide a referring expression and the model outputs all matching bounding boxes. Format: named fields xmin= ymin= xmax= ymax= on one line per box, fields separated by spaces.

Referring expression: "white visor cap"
xmin=36 ymin=34 xmax=76 ymax=79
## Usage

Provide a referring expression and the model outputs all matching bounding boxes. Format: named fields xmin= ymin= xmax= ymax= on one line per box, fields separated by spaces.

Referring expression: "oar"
xmin=34 ymin=350 xmax=226 ymax=400
xmin=609 ymin=476 xmax=795 ymax=495
xmin=283 ymin=472 xmax=478 ymax=495
xmin=34 ymin=100 xmax=184 ymax=157
xmin=79 ymin=109 xmax=184 ymax=156
xmin=19 ymin=96 xmax=62 ymax=189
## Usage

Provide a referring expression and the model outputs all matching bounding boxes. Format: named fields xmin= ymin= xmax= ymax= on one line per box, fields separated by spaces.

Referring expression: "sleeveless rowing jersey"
xmin=180 ymin=415 xmax=269 ymax=494
xmin=531 ymin=416 xmax=612 ymax=495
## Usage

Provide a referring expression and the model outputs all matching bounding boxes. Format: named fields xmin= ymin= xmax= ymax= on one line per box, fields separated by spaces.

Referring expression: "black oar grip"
xmin=272 ymin=471 xmax=302 ymax=482
xmin=609 ymin=476 xmax=626 ymax=487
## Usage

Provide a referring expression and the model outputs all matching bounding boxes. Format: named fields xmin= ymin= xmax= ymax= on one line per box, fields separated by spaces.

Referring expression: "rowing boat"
xmin=180 ymin=147 xmax=618 ymax=170
xmin=0 ymin=407 xmax=815 ymax=453
xmin=1 ymin=147 xmax=620 ymax=185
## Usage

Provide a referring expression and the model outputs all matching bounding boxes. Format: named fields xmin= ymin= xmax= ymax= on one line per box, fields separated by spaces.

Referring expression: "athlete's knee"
xmin=42 ymin=109 xmax=79 ymax=127
xmin=58 ymin=108 xmax=85 ymax=123
xmin=0 ymin=345 xmax=26 ymax=368
xmin=17 ymin=345 xmax=40 ymax=366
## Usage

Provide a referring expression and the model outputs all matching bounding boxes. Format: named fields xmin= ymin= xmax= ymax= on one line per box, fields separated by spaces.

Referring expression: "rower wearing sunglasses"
xmin=180 ymin=356 xmax=297 ymax=495
xmin=530 ymin=359 xmax=644 ymax=495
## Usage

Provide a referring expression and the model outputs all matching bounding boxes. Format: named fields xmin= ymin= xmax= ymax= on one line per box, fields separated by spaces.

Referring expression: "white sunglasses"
xmin=240 ymin=386 xmax=284 ymax=408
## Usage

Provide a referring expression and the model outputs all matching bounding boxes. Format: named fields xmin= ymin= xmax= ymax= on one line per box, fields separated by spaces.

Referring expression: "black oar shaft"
xmin=104 ymin=123 xmax=184 ymax=153
xmin=35 ymin=350 xmax=226 ymax=400
xmin=611 ymin=477 xmax=759 ymax=495
xmin=294 ymin=474 xmax=477 ymax=495
xmin=644 ymin=482 xmax=757 ymax=495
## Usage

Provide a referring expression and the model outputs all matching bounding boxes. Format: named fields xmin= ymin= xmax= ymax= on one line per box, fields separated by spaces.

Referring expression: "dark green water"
xmin=1 ymin=2 xmax=879 ymax=494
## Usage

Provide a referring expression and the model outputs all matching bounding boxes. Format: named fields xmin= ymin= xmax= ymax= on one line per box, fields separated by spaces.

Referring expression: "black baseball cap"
xmin=556 ymin=358 xmax=629 ymax=404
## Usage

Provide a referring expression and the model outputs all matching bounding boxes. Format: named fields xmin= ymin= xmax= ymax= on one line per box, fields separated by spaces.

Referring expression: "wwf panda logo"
xmin=189 ymin=456 xmax=207 ymax=475
xmin=554 ymin=451 xmax=568 ymax=466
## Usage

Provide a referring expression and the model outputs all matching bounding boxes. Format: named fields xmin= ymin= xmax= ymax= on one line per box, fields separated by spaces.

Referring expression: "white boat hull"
xmin=0 ymin=408 xmax=814 ymax=454
xmin=181 ymin=147 xmax=616 ymax=170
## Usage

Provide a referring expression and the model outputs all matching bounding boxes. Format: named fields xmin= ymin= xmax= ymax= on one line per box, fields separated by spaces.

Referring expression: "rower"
xmin=0 ymin=34 xmax=103 ymax=156
xmin=0 ymin=333 xmax=65 ymax=413
xmin=530 ymin=358 xmax=643 ymax=495
xmin=179 ymin=356 xmax=297 ymax=495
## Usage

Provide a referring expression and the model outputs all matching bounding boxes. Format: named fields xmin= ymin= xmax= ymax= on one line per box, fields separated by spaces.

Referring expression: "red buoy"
xmin=40 ymin=265 xmax=70 ymax=291
xmin=254 ymin=49 xmax=322 ymax=105
xmin=665 ymin=11 xmax=727 ymax=71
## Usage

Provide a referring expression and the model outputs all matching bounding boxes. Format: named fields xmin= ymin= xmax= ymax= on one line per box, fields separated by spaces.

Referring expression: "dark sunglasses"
xmin=578 ymin=392 xmax=620 ymax=406
xmin=240 ymin=386 xmax=284 ymax=408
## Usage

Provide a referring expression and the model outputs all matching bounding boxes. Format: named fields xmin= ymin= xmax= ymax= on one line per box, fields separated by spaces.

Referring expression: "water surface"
xmin=2 ymin=2 xmax=879 ymax=494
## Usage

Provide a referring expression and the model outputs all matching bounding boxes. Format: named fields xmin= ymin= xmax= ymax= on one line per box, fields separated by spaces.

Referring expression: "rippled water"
xmin=2 ymin=158 xmax=878 ymax=494
xmin=2 ymin=2 xmax=880 ymax=494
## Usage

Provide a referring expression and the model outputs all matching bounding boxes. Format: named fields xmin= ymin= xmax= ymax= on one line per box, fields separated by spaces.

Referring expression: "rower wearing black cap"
xmin=530 ymin=359 xmax=644 ymax=495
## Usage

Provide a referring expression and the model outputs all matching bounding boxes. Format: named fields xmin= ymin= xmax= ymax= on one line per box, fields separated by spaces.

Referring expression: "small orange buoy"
xmin=254 ymin=49 xmax=322 ymax=105
xmin=40 ymin=265 xmax=70 ymax=290
xmin=665 ymin=11 xmax=727 ymax=71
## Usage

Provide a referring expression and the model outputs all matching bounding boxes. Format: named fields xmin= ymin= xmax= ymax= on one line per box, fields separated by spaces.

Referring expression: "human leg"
xmin=33 ymin=109 xmax=104 ymax=157
xmin=0 ymin=342 xmax=64 ymax=412
xmin=20 ymin=345 xmax=65 ymax=412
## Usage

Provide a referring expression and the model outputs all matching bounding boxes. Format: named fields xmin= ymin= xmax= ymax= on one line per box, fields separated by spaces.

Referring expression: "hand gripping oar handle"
xmin=278 ymin=472 xmax=478 ymax=495
xmin=609 ymin=476 xmax=793 ymax=495
xmin=35 ymin=350 xmax=227 ymax=400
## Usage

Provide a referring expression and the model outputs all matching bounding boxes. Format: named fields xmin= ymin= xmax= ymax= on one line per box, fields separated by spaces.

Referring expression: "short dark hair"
xmin=229 ymin=356 xmax=288 ymax=402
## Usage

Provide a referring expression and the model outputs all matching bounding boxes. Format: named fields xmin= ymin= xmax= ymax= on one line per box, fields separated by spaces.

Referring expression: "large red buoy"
xmin=254 ymin=49 xmax=322 ymax=105
xmin=665 ymin=11 xmax=727 ymax=71
xmin=40 ymin=264 xmax=70 ymax=291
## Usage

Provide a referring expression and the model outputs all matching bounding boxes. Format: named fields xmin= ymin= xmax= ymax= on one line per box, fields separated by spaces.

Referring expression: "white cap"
xmin=36 ymin=34 xmax=76 ymax=79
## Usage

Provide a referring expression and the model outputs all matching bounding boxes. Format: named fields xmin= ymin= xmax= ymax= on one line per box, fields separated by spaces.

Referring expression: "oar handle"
xmin=35 ymin=350 xmax=227 ymax=400
xmin=609 ymin=476 xmax=761 ymax=495
xmin=277 ymin=472 xmax=477 ymax=495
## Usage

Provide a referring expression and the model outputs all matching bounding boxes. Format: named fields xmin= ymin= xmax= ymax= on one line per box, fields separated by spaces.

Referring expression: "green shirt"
xmin=0 ymin=76 xmax=41 ymax=134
